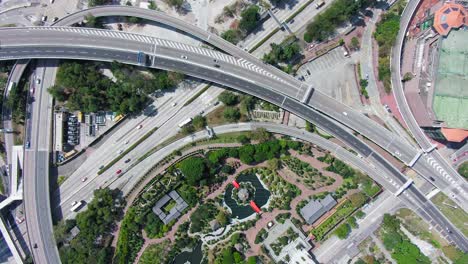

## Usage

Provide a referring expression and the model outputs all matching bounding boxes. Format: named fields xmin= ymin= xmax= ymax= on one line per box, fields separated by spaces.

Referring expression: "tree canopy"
xmin=49 ymin=61 xmax=181 ymax=114
xmin=177 ymin=157 xmax=207 ymax=186
xmin=239 ymin=5 xmax=260 ymax=33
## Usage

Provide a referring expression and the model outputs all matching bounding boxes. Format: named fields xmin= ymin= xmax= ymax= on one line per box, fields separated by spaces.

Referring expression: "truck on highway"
xmin=70 ymin=201 xmax=84 ymax=212
xmin=315 ymin=0 xmax=325 ymax=9
xmin=137 ymin=52 xmax=149 ymax=65
xmin=178 ymin=118 xmax=192 ymax=128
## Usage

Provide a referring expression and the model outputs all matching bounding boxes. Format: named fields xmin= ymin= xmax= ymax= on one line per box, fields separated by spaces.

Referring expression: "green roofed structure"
xmin=433 ymin=30 xmax=468 ymax=129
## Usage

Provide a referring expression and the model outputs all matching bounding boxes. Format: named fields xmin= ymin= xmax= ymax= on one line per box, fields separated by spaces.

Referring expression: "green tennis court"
xmin=433 ymin=30 xmax=468 ymax=129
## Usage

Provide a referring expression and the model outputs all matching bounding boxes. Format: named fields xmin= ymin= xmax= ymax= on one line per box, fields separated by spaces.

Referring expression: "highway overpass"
xmin=3 ymin=4 xmax=467 ymax=262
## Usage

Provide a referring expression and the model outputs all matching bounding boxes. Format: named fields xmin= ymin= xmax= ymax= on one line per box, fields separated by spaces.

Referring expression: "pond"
xmin=224 ymin=172 xmax=271 ymax=219
xmin=172 ymin=242 xmax=203 ymax=264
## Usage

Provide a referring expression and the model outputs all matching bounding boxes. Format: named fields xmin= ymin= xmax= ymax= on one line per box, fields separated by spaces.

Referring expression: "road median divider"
xmin=97 ymin=127 xmax=158 ymax=175
xmin=183 ymin=84 xmax=211 ymax=106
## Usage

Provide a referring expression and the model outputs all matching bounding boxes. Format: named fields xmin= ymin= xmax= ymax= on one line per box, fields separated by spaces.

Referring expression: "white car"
xmin=342 ymin=112 xmax=348 ymax=116
xmin=172 ymin=102 xmax=177 ymax=107
xmin=124 ymin=140 xmax=129 ymax=144
xmin=36 ymin=78 xmax=41 ymax=85
xmin=118 ymin=149 xmax=123 ymax=154
xmin=81 ymin=177 xmax=87 ymax=182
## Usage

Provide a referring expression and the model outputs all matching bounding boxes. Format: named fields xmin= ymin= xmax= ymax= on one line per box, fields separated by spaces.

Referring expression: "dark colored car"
xmin=124 ymin=158 xmax=131 ymax=163
xmin=116 ymin=169 xmax=122 ymax=175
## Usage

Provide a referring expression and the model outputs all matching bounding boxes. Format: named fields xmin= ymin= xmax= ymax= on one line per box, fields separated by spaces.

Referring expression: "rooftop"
xmin=433 ymin=2 xmax=468 ymax=36
xmin=300 ymin=194 xmax=337 ymax=225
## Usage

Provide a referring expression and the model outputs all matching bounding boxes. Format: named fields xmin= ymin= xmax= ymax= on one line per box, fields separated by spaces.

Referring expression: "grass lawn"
xmin=57 ymin=176 xmax=66 ymax=186
xmin=206 ymin=106 xmax=227 ymax=126
xmin=458 ymin=162 xmax=468 ymax=179
xmin=162 ymin=200 xmax=177 ymax=214
xmin=431 ymin=192 xmax=468 ymax=237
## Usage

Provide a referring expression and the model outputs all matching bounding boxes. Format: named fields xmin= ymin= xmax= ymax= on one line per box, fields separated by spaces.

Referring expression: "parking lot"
xmin=297 ymin=47 xmax=364 ymax=110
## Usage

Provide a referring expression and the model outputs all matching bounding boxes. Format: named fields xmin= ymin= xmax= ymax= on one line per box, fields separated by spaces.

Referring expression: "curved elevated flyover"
xmin=1 ymin=26 xmax=467 ymax=251
xmin=391 ymin=0 xmax=467 ymax=205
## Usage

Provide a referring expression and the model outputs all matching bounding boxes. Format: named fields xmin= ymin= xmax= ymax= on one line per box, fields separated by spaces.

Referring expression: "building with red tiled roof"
xmin=433 ymin=2 xmax=468 ymax=36
xmin=441 ymin=128 xmax=468 ymax=143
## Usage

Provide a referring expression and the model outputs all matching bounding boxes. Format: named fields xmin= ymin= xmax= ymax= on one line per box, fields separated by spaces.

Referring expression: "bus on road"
xmin=70 ymin=201 xmax=84 ymax=212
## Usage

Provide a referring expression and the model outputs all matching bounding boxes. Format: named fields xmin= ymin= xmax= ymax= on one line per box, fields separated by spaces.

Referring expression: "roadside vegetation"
xmin=221 ymin=5 xmax=261 ymax=44
xmin=48 ymin=61 xmax=183 ymax=114
xmin=303 ymin=0 xmax=372 ymax=42
xmin=458 ymin=162 xmax=468 ymax=179
xmin=262 ymin=36 xmax=302 ymax=73
xmin=55 ymin=188 xmax=124 ymax=263
xmin=379 ymin=214 xmax=431 ymax=263
xmin=374 ymin=1 xmax=405 ymax=93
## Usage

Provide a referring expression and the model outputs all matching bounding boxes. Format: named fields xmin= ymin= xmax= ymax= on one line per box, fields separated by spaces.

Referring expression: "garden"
xmin=282 ymin=155 xmax=335 ymax=190
xmin=311 ymin=192 xmax=367 ymax=241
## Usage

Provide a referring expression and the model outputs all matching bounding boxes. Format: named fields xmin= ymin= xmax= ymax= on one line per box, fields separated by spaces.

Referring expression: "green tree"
xmin=148 ymin=0 xmax=157 ymax=10
xmin=192 ymin=115 xmax=206 ymax=129
xmin=84 ymin=14 xmax=102 ymax=28
xmin=334 ymin=223 xmax=351 ymax=239
xmin=237 ymin=134 xmax=250 ymax=144
xmin=239 ymin=145 xmax=255 ymax=164
xmin=218 ymin=91 xmax=239 ymax=106
xmin=223 ymin=107 xmax=241 ymax=122
xmin=250 ymin=128 xmax=271 ymax=142
xmin=267 ymin=158 xmax=280 ymax=170
xmin=177 ymin=157 xmax=207 ymax=186
xmin=350 ymin=37 xmax=360 ymax=50
xmin=221 ymin=29 xmax=241 ymax=44
xmin=88 ymin=0 xmax=111 ymax=7
xmin=402 ymin=72 xmax=413 ymax=82
xmin=239 ymin=5 xmax=260 ymax=33
xmin=166 ymin=0 xmax=184 ymax=9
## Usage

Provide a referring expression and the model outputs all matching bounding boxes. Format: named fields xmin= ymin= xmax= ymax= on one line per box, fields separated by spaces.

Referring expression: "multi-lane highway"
xmin=23 ymin=60 xmax=60 ymax=264
xmin=1 ymin=25 xmax=466 ymax=210
xmin=1 ymin=23 xmax=467 ymax=250
xmin=2 ymin=3 xmax=466 ymax=261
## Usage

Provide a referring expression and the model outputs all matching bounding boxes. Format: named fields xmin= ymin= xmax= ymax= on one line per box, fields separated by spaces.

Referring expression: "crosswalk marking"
xmin=33 ymin=26 xmax=288 ymax=84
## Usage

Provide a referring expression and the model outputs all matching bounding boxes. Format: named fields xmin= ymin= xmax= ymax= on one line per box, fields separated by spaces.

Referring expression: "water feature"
xmin=224 ymin=172 xmax=270 ymax=219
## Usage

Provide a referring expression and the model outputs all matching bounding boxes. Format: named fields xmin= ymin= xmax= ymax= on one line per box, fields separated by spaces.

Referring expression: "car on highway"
xmin=289 ymin=19 xmax=295 ymax=24
xmin=214 ymin=64 xmax=221 ymax=68
xmin=181 ymin=55 xmax=188 ymax=59
xmin=33 ymin=243 xmax=38 ymax=249
xmin=137 ymin=124 xmax=143 ymax=129
xmin=342 ymin=112 xmax=348 ymax=116
xmin=125 ymin=140 xmax=129 ymax=144
xmin=36 ymin=78 xmax=41 ymax=85
xmin=117 ymin=23 xmax=123 ymax=31
xmin=118 ymin=149 xmax=123 ymax=154
xmin=99 ymin=165 xmax=104 ymax=170
xmin=116 ymin=169 xmax=122 ymax=175
xmin=53 ymin=17 xmax=59 ymax=22
xmin=429 ymin=176 xmax=435 ymax=181
xmin=306 ymin=69 xmax=311 ymax=75
xmin=384 ymin=104 xmax=391 ymax=113
xmin=81 ymin=177 xmax=87 ymax=182
xmin=172 ymin=102 xmax=177 ymax=107
xmin=26 ymin=141 xmax=30 ymax=149
xmin=124 ymin=158 xmax=131 ymax=163
xmin=41 ymin=16 xmax=47 ymax=22
xmin=15 ymin=216 xmax=25 ymax=224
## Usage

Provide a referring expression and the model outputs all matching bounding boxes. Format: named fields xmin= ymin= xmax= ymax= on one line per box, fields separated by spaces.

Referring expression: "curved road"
xmin=3 ymin=4 xmax=466 ymax=262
